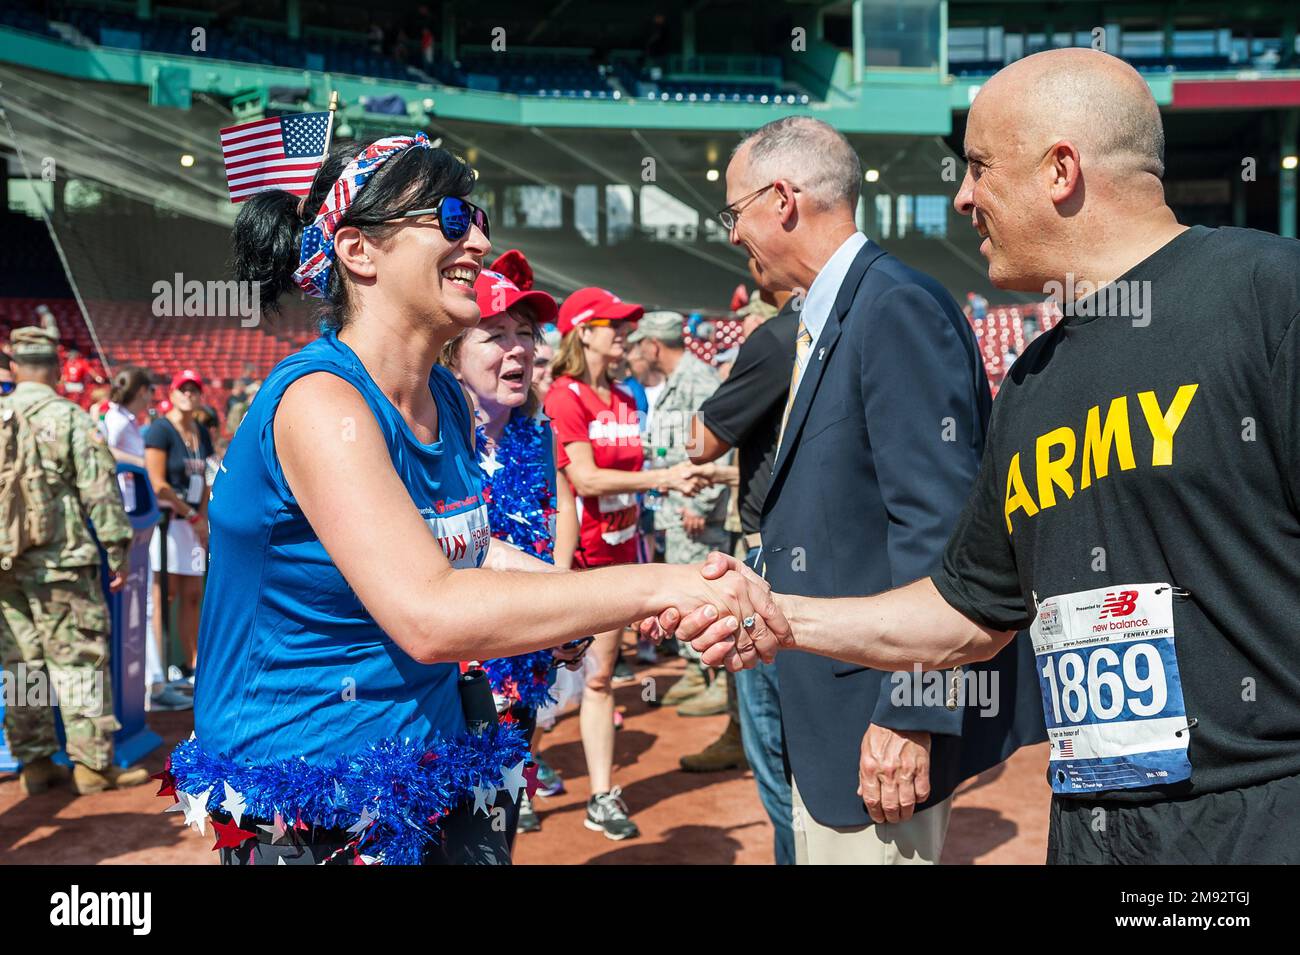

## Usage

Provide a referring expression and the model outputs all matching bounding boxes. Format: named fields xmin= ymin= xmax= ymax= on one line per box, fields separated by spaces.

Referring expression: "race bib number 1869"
xmin=1031 ymin=583 xmax=1192 ymax=795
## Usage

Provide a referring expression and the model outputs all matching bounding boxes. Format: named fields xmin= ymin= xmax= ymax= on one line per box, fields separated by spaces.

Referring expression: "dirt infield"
xmin=0 ymin=656 xmax=1050 ymax=864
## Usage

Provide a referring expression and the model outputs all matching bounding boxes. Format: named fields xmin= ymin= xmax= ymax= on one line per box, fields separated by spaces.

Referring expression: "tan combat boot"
xmin=72 ymin=762 xmax=151 ymax=795
xmin=677 ymin=670 xmax=729 ymax=717
xmin=19 ymin=756 xmax=71 ymax=795
xmin=659 ymin=662 xmax=708 ymax=707
xmin=679 ymin=717 xmax=749 ymax=773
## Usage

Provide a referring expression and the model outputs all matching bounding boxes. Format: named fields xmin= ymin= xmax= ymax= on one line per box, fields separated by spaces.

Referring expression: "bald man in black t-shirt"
xmin=666 ymin=48 xmax=1300 ymax=864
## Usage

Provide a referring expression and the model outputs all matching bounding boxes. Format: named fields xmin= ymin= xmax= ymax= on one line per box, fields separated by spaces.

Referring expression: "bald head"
xmin=978 ymin=49 xmax=1164 ymax=180
xmin=954 ymin=49 xmax=1183 ymax=294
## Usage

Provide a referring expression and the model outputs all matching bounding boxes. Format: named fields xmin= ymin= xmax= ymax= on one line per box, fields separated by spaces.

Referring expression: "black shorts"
xmin=1048 ymin=771 xmax=1300 ymax=864
xmin=221 ymin=801 xmax=512 ymax=866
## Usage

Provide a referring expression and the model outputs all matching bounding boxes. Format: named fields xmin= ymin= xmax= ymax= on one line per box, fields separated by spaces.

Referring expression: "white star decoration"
xmin=166 ymin=787 xmax=213 ymax=836
xmin=258 ymin=811 xmax=289 ymax=845
xmin=480 ymin=449 xmax=504 ymax=478
xmin=499 ymin=760 xmax=528 ymax=803
xmin=221 ymin=782 xmax=247 ymax=828
xmin=507 ymin=512 xmax=530 ymax=526
xmin=472 ymin=783 xmax=496 ymax=816
xmin=347 ymin=807 xmax=378 ymax=836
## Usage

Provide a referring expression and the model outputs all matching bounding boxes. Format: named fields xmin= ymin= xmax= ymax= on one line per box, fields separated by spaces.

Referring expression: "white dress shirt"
xmin=796 ymin=231 xmax=868 ymax=375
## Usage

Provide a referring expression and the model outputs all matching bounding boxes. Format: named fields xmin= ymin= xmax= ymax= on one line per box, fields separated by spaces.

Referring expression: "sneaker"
xmin=535 ymin=758 xmax=565 ymax=797
xmin=612 ymin=657 xmax=636 ymax=686
xmin=149 ymin=685 xmax=194 ymax=712
xmin=584 ymin=787 xmax=640 ymax=841
xmin=517 ymin=795 xmax=541 ymax=833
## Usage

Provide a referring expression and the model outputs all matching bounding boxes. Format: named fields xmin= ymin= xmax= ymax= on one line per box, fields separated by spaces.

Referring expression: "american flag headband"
xmin=292 ymin=132 xmax=432 ymax=299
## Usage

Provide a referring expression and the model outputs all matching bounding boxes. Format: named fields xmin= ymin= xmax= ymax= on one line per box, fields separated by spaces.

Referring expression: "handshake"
xmin=641 ymin=551 xmax=795 ymax=672
xmin=654 ymin=460 xmax=723 ymax=497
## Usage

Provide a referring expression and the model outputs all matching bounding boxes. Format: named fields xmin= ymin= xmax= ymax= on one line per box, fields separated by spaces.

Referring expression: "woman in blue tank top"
xmin=157 ymin=133 xmax=780 ymax=866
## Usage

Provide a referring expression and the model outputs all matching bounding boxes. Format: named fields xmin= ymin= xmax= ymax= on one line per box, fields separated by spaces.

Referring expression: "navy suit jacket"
xmin=761 ymin=239 xmax=1045 ymax=828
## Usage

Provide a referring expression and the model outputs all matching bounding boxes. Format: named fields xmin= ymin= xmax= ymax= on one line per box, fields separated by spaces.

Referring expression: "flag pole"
xmin=321 ymin=90 xmax=339 ymax=157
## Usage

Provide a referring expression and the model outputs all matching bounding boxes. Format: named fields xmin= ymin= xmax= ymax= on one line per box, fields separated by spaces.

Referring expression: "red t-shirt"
xmin=544 ymin=376 xmax=643 ymax=566
xmin=64 ymin=357 xmax=89 ymax=383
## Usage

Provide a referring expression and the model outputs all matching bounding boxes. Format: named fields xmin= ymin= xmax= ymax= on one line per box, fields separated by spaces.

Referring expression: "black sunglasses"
xmin=549 ymin=635 xmax=596 ymax=671
xmin=387 ymin=195 xmax=490 ymax=242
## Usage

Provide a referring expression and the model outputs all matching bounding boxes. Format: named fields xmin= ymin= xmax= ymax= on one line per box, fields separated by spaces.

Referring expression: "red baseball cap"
xmin=170 ymin=369 xmax=203 ymax=392
xmin=473 ymin=269 xmax=558 ymax=326
xmin=557 ymin=287 xmax=644 ymax=336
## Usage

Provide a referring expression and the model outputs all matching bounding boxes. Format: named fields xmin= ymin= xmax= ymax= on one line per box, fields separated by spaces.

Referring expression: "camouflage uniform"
xmin=0 ymin=343 xmax=132 ymax=771
xmin=643 ymin=349 xmax=732 ymax=565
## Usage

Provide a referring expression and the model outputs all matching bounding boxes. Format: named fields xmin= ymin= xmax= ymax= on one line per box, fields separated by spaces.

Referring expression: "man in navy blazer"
xmin=715 ymin=116 xmax=1043 ymax=863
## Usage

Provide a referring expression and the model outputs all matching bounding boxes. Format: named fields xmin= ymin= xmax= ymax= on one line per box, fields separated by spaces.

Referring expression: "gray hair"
xmin=734 ymin=116 xmax=862 ymax=212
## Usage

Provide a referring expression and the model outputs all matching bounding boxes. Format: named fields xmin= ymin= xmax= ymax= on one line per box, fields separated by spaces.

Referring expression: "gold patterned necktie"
xmin=759 ymin=318 xmax=813 ymax=579
xmin=777 ymin=318 xmax=814 ymax=449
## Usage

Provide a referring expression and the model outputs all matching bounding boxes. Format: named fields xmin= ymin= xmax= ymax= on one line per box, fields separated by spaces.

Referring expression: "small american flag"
xmin=1058 ymin=737 xmax=1075 ymax=757
xmin=220 ymin=112 xmax=332 ymax=203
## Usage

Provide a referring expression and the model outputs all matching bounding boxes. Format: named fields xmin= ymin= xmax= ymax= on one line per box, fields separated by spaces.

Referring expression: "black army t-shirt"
xmin=933 ymin=225 xmax=1300 ymax=803
xmin=698 ymin=301 xmax=799 ymax=536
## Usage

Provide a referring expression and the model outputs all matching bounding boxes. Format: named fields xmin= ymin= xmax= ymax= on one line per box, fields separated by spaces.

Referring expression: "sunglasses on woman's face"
xmin=388 ymin=195 xmax=490 ymax=242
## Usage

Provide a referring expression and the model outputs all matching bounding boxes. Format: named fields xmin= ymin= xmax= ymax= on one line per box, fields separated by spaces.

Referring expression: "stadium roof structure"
xmin=0 ymin=57 xmax=1004 ymax=311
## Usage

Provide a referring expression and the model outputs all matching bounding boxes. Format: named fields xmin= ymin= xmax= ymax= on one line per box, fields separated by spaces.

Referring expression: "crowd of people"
xmin=5 ymin=47 xmax=1300 ymax=867
xmin=0 ymin=321 xmax=272 ymax=722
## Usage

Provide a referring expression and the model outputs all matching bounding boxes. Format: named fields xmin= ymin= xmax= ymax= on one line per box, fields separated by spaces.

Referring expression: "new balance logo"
xmin=1100 ymin=590 xmax=1139 ymax=618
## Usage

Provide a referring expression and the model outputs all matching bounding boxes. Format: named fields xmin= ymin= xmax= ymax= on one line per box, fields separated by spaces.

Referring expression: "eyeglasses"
xmin=387 ymin=195 xmax=490 ymax=242
xmin=0 ymin=381 xmax=13 ymax=395
xmin=716 ymin=183 xmax=776 ymax=231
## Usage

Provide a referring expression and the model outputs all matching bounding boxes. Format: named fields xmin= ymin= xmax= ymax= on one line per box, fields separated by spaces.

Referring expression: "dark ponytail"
xmin=110 ymin=364 xmax=153 ymax=407
xmin=230 ymin=135 xmax=477 ymax=329
xmin=231 ymin=188 xmax=305 ymax=316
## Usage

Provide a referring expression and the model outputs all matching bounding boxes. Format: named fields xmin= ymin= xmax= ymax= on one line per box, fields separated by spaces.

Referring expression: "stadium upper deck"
xmin=1 ymin=1 xmax=1297 ymax=316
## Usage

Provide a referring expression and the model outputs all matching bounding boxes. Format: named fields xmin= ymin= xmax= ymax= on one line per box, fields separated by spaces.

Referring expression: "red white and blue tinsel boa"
xmin=476 ymin=412 xmax=558 ymax=710
xmin=158 ymin=724 xmax=528 ymax=865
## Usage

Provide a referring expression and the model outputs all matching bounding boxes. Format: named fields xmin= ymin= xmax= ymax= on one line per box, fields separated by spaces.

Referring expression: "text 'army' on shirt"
xmin=1003 ymin=384 xmax=1198 ymax=534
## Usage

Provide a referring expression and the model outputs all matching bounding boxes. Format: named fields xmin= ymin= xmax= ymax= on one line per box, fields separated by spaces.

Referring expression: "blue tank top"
xmin=194 ymin=330 xmax=490 ymax=765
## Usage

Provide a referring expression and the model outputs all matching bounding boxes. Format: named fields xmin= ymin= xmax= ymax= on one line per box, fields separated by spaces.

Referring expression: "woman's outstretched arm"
xmin=275 ymin=373 xmax=782 ymax=666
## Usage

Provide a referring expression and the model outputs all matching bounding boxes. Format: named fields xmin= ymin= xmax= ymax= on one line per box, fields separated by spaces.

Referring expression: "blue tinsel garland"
xmin=476 ymin=412 xmax=558 ymax=710
xmin=167 ymin=725 xmax=528 ymax=866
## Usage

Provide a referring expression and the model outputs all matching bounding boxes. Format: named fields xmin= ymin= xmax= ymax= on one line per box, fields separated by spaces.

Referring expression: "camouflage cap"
xmin=627 ymin=310 xmax=685 ymax=345
xmin=9 ymin=326 xmax=60 ymax=360
xmin=735 ymin=289 xmax=777 ymax=322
